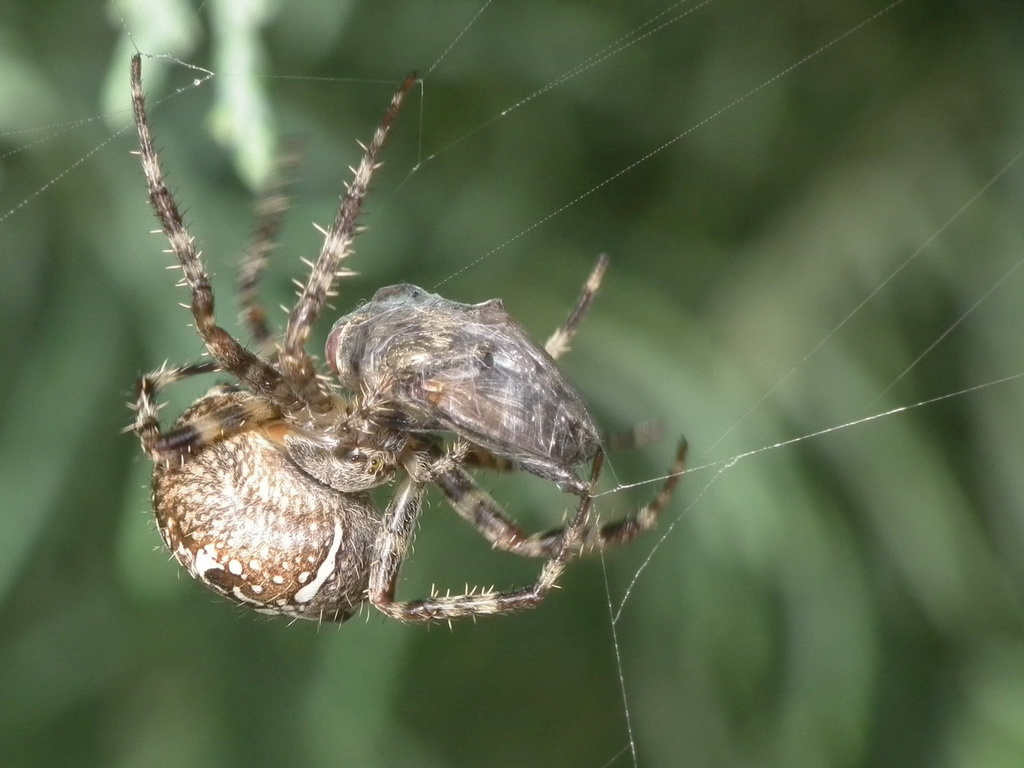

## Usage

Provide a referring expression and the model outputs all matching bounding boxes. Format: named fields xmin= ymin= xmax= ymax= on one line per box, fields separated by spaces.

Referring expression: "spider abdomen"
xmin=151 ymin=392 xmax=381 ymax=622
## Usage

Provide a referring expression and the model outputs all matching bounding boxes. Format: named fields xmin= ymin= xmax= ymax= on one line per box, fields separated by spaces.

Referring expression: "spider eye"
xmin=341 ymin=448 xmax=386 ymax=475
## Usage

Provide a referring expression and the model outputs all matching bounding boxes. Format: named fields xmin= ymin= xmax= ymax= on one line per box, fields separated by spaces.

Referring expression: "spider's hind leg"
xmin=133 ymin=362 xmax=218 ymax=455
xmin=132 ymin=362 xmax=278 ymax=465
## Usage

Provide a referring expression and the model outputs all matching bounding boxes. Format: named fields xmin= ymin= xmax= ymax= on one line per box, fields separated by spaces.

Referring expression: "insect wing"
xmin=327 ymin=285 xmax=601 ymax=479
xmin=397 ymin=316 xmax=600 ymax=473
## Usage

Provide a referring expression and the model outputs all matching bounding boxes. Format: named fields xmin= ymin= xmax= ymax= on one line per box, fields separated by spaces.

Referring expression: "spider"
xmin=129 ymin=54 xmax=687 ymax=623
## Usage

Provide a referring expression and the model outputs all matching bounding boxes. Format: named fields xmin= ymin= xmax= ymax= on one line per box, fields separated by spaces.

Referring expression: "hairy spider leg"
xmin=133 ymin=362 xmax=219 ymax=458
xmin=367 ymin=453 xmax=603 ymax=622
xmin=544 ymin=253 xmax=609 ymax=359
xmin=132 ymin=55 xmax=414 ymax=418
xmin=237 ymin=139 xmax=305 ymax=351
xmin=130 ymin=55 xmax=293 ymax=408
xmin=436 ymin=439 xmax=687 ymax=557
xmin=280 ymin=73 xmax=417 ymax=414
xmin=133 ymin=362 xmax=280 ymax=464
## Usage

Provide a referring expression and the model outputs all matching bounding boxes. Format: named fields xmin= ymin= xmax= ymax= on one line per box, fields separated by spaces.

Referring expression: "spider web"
xmin=0 ymin=2 xmax=1022 ymax=767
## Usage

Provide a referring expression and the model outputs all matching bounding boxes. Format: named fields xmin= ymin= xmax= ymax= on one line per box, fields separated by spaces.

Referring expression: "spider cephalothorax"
xmin=129 ymin=53 xmax=686 ymax=623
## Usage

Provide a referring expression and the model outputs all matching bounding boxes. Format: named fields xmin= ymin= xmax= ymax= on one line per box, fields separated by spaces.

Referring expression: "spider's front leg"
xmin=279 ymin=73 xmax=416 ymax=413
xmin=367 ymin=454 xmax=601 ymax=622
xmin=438 ymin=439 xmax=688 ymax=556
xmin=129 ymin=55 xmax=290 ymax=407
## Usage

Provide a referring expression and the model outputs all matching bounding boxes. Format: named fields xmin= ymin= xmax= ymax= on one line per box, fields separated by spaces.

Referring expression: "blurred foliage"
xmin=1 ymin=1 xmax=1023 ymax=767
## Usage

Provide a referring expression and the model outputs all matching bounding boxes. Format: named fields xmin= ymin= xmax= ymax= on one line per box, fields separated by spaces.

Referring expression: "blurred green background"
xmin=2 ymin=1 xmax=1023 ymax=766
